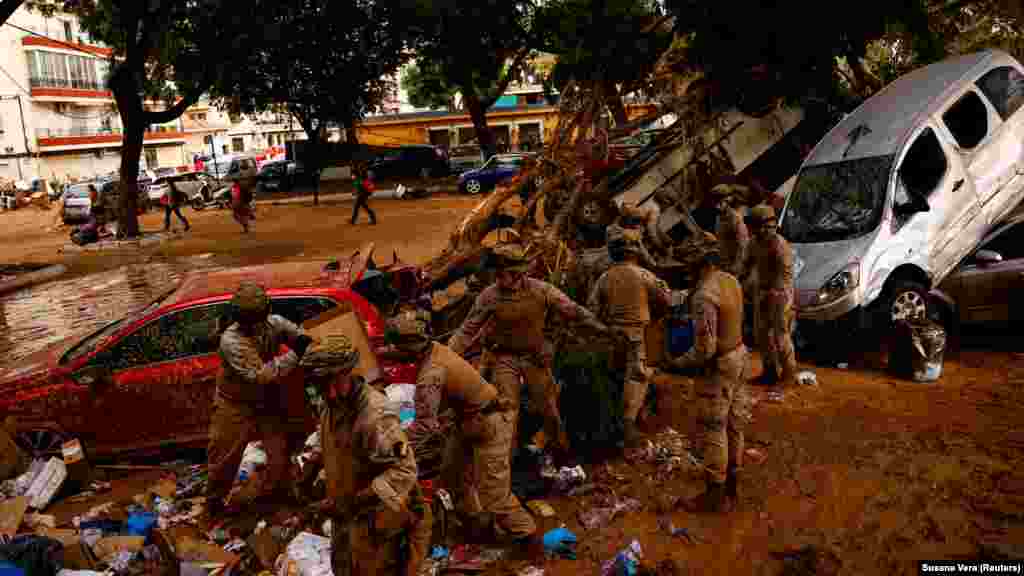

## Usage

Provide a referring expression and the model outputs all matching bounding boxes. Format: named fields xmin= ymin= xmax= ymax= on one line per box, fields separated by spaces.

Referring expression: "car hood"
xmin=458 ymin=169 xmax=481 ymax=180
xmin=791 ymin=231 xmax=877 ymax=293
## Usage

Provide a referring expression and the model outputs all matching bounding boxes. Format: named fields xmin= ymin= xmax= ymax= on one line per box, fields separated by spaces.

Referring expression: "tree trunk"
xmin=605 ymin=82 xmax=629 ymax=127
xmin=110 ymin=65 xmax=142 ymax=238
xmin=0 ymin=0 xmax=24 ymax=27
xmin=464 ymin=93 xmax=497 ymax=160
xmin=345 ymin=119 xmax=359 ymax=145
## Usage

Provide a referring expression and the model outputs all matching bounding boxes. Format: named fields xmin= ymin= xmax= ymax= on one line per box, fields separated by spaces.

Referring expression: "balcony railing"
xmin=29 ymin=76 xmax=108 ymax=92
xmin=36 ymin=127 xmax=118 ymax=139
xmin=36 ymin=127 xmax=186 ymax=147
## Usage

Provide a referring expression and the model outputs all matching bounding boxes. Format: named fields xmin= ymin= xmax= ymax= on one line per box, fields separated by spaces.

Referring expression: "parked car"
xmin=369 ymin=145 xmax=450 ymax=179
xmin=935 ymin=203 xmax=1024 ymax=328
xmin=458 ymin=153 xmax=532 ymax=194
xmin=61 ymin=182 xmax=100 ymax=223
xmin=147 ymin=171 xmax=216 ymax=209
xmin=781 ymin=49 xmax=1024 ymax=337
xmin=0 ymin=258 xmax=419 ymax=459
xmin=256 ymin=159 xmax=308 ymax=191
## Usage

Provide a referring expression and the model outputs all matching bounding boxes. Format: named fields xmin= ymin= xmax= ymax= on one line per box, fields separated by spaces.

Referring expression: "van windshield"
xmin=780 ymin=155 xmax=893 ymax=243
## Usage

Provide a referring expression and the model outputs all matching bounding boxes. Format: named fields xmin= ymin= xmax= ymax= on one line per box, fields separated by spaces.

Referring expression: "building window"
xmin=28 ymin=52 xmax=102 ymax=90
xmin=145 ymin=148 xmax=158 ymax=169
xmin=63 ymin=21 xmax=72 ymax=42
xmin=232 ymin=137 xmax=244 ymax=152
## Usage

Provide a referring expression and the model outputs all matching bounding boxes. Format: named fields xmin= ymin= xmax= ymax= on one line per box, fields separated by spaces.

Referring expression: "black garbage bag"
xmin=890 ymin=319 xmax=946 ymax=382
xmin=556 ymin=350 xmax=623 ymax=450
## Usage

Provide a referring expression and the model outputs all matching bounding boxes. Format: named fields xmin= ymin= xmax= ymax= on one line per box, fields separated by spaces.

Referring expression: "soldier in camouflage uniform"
xmin=303 ymin=335 xmax=432 ymax=576
xmin=587 ymin=226 xmax=671 ymax=445
xmin=206 ymin=282 xmax=313 ymax=517
xmin=386 ymin=311 xmax=537 ymax=547
xmin=742 ymin=205 xmax=796 ymax=387
xmin=449 ymin=241 xmax=612 ymax=460
xmin=613 ymin=202 xmax=659 ymax=269
xmin=671 ymin=244 xmax=750 ymax=513
xmin=710 ymin=184 xmax=750 ymax=278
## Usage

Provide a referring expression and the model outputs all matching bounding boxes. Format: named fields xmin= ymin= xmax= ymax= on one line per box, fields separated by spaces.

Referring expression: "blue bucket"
xmin=667 ymin=318 xmax=695 ymax=356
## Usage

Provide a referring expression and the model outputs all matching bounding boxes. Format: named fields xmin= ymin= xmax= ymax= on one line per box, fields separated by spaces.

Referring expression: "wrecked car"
xmin=781 ymin=49 xmax=1024 ymax=338
xmin=0 ymin=251 xmax=420 ymax=460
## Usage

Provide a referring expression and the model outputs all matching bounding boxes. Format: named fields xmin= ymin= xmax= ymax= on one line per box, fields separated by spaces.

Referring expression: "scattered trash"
xmin=543 ymin=465 xmax=586 ymax=492
xmin=796 ymin=371 xmax=817 ymax=387
xmin=601 ymin=540 xmax=643 ymax=576
xmin=384 ymin=383 xmax=417 ymax=428
xmin=275 ymin=532 xmax=331 ymax=576
xmin=237 ymin=442 xmax=267 ymax=483
xmin=659 ymin=518 xmax=703 ymax=544
xmin=0 ymin=497 xmax=28 ymax=538
xmin=526 ymin=500 xmax=556 ymax=518
xmin=767 ymin=391 xmax=785 ymax=403
xmin=542 ymin=527 xmax=577 ymax=559
xmin=836 ymin=363 xmax=848 ymax=370
xmin=519 ymin=567 xmax=546 ymax=576
xmin=436 ymin=489 xmax=454 ymax=512
xmin=431 ymin=546 xmax=449 ymax=560
xmin=125 ymin=512 xmax=157 ymax=539
xmin=24 ymin=458 xmax=66 ymax=510
xmin=578 ymin=498 xmax=643 ymax=531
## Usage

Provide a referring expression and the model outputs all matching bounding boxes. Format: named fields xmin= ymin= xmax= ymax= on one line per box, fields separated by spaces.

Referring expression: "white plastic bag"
xmin=276 ymin=532 xmax=333 ymax=576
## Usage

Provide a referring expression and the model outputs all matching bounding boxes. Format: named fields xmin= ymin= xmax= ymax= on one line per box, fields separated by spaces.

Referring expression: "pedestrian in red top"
xmin=350 ymin=165 xmax=378 ymax=225
xmin=231 ymin=181 xmax=254 ymax=233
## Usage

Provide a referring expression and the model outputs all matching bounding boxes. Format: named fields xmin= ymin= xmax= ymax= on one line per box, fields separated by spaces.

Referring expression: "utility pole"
xmin=0 ymin=95 xmax=30 ymax=180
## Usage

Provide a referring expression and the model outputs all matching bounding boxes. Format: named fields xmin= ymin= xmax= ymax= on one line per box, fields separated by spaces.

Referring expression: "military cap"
xmin=491 ymin=242 xmax=530 ymax=271
xmin=748 ymin=204 xmax=777 ymax=225
xmin=231 ymin=281 xmax=269 ymax=314
xmin=385 ymin=310 xmax=431 ymax=348
xmin=300 ymin=334 xmax=360 ymax=378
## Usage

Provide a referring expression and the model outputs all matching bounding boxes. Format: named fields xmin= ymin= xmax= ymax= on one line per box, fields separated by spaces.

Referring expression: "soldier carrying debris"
xmin=385 ymin=311 xmax=540 ymax=552
xmin=206 ymin=282 xmax=314 ymax=517
xmin=670 ymin=243 xmax=751 ymax=513
xmin=587 ymin=226 xmax=671 ymax=446
xmin=742 ymin=204 xmax=796 ymax=387
xmin=449 ymin=238 xmax=613 ymax=462
xmin=302 ymin=334 xmax=432 ymax=576
xmin=612 ymin=202 xmax=659 ymax=269
xmin=709 ymin=183 xmax=750 ymax=278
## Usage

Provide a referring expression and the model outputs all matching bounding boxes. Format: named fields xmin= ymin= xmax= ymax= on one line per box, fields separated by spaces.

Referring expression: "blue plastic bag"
xmin=125 ymin=512 xmax=157 ymax=539
xmin=542 ymin=527 xmax=577 ymax=559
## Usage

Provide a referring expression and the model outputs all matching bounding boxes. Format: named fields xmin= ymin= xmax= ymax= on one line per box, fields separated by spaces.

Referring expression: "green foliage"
xmin=401 ymin=61 xmax=458 ymax=111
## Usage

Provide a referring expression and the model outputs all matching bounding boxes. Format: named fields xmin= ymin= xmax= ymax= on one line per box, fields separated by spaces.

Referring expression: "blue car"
xmin=458 ymin=153 xmax=531 ymax=195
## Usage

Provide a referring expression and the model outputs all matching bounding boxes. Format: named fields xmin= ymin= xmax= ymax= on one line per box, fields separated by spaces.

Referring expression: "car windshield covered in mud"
xmin=780 ymin=155 xmax=894 ymax=243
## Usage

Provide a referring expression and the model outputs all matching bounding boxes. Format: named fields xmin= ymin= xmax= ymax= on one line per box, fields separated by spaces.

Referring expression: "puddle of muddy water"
xmin=0 ymin=256 xmax=223 ymax=368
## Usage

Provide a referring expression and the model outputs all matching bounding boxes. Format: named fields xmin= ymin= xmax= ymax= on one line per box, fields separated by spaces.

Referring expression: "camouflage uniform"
xmin=710 ymin=185 xmax=750 ymax=278
xmin=207 ymin=310 xmax=304 ymax=505
xmin=588 ymin=228 xmax=671 ymax=428
xmin=674 ymin=267 xmax=750 ymax=487
xmin=450 ymin=252 xmax=605 ymax=454
xmin=306 ymin=336 xmax=432 ymax=576
xmin=743 ymin=205 xmax=796 ymax=385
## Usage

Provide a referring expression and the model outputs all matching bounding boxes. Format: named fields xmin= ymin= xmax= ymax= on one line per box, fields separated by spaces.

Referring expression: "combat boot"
xmin=682 ymin=475 xmax=729 ymax=514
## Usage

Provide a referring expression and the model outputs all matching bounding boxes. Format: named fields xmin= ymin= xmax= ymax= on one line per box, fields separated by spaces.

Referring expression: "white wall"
xmin=40 ymin=150 xmax=120 ymax=181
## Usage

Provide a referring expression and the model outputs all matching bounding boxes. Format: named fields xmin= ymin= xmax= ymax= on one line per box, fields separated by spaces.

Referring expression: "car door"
xmin=925 ymin=109 xmax=987 ymax=282
xmin=83 ymin=302 xmax=230 ymax=450
xmin=974 ymin=64 xmax=1024 ymax=227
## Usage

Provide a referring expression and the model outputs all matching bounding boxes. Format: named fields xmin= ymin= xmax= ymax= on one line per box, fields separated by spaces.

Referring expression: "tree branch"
xmin=143 ymin=88 xmax=203 ymax=124
xmin=481 ymin=47 xmax=531 ymax=108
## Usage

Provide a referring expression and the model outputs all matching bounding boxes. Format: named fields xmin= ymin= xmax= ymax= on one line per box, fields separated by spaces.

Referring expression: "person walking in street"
xmin=742 ymin=204 xmax=796 ymax=388
xmin=231 ymin=180 xmax=254 ymax=233
xmin=588 ymin=226 xmax=672 ymax=446
xmin=205 ymin=282 xmax=313 ymax=518
xmin=710 ymin=183 xmax=750 ymax=278
xmin=351 ymin=165 xmax=378 ymax=225
xmin=164 ymin=179 xmax=191 ymax=232
xmin=302 ymin=334 xmax=431 ymax=576
xmin=670 ymin=244 xmax=751 ymax=513
xmin=385 ymin=310 xmax=538 ymax=549
xmin=449 ymin=239 xmax=613 ymax=462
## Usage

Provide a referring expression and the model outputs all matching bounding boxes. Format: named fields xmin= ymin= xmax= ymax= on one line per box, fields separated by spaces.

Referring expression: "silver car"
xmin=62 ymin=183 xmax=98 ymax=223
xmin=147 ymin=171 xmax=215 ymax=209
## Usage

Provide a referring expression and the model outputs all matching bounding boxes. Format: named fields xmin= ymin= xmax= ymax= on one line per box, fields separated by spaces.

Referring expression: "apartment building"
xmin=0 ymin=6 xmax=192 ymax=185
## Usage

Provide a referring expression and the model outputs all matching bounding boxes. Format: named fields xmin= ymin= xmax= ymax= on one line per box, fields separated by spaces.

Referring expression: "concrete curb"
xmin=60 ymin=231 xmax=178 ymax=254
xmin=0 ymin=264 xmax=68 ymax=297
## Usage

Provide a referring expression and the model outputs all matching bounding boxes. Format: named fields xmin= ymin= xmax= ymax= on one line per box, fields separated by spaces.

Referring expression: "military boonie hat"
xmin=300 ymin=334 xmax=360 ymax=377
xmin=748 ymin=204 xmax=777 ymax=225
xmin=491 ymin=242 xmax=530 ymax=271
xmin=231 ymin=281 xmax=270 ymax=314
xmin=385 ymin=310 xmax=431 ymax=347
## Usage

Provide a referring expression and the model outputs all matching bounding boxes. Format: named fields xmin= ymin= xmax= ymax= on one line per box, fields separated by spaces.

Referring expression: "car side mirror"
xmin=975 ymin=249 xmax=1003 ymax=265
xmin=72 ymin=364 xmax=112 ymax=391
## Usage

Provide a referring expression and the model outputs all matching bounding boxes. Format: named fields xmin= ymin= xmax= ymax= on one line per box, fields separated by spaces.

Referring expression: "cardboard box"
xmin=0 ymin=496 xmax=28 ymax=537
xmin=25 ymin=457 xmax=66 ymax=510
xmin=304 ymin=310 xmax=381 ymax=383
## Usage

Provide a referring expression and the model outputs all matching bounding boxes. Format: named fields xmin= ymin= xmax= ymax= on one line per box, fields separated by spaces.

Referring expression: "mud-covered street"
xmin=2 ymin=196 xmax=1023 ymax=574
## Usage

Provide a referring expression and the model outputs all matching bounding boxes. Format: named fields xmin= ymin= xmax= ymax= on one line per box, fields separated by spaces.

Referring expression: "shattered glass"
xmin=781 ymin=155 xmax=894 ymax=243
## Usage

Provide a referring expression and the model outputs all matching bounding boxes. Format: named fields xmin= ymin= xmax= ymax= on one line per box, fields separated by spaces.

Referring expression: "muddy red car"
xmin=0 ymin=248 xmax=422 ymax=459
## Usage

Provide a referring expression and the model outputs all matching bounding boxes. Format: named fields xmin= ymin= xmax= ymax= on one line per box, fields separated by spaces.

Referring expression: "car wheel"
xmin=200 ymin=186 xmax=210 ymax=202
xmin=465 ymin=179 xmax=482 ymax=195
xmin=886 ymin=279 xmax=929 ymax=325
xmin=16 ymin=428 xmax=70 ymax=460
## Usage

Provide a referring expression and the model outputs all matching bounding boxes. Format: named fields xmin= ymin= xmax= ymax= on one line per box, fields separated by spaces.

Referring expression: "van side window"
xmin=895 ymin=128 xmax=947 ymax=231
xmin=942 ymin=91 xmax=989 ymax=150
xmin=976 ymin=66 xmax=1024 ymax=121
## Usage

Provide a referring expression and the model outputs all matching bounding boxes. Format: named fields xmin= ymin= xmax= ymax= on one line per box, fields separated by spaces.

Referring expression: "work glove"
xmin=292 ymin=334 xmax=314 ymax=358
xmin=542 ymin=527 xmax=578 ymax=559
